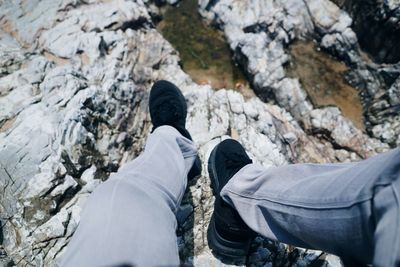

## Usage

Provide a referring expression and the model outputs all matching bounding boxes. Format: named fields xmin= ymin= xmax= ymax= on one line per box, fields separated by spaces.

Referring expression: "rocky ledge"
xmin=199 ymin=0 xmax=400 ymax=148
xmin=0 ymin=0 xmax=397 ymax=266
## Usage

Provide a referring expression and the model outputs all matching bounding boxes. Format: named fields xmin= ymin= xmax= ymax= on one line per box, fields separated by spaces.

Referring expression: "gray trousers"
xmin=60 ymin=126 xmax=198 ymax=267
xmin=222 ymin=148 xmax=400 ymax=267
xmin=61 ymin=126 xmax=400 ymax=266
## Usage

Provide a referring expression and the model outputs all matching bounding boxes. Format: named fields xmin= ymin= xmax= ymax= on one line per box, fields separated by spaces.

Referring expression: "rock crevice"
xmin=0 ymin=0 xmax=397 ymax=266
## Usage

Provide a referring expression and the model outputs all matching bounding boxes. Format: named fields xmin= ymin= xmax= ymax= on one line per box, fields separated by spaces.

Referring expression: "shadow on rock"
xmin=177 ymin=174 xmax=201 ymax=267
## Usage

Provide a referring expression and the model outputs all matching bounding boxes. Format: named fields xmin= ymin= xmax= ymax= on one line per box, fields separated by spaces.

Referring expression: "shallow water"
xmin=157 ymin=2 xmax=364 ymax=130
xmin=156 ymin=0 xmax=253 ymax=97
xmin=286 ymin=40 xmax=365 ymax=130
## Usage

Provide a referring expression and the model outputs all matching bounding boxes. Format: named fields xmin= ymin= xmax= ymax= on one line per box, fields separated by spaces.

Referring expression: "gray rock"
xmin=199 ymin=0 xmax=388 ymax=158
xmin=332 ymin=0 xmax=400 ymax=64
xmin=306 ymin=0 xmax=352 ymax=34
xmin=368 ymin=77 xmax=400 ymax=145
xmin=0 ymin=0 xmax=394 ymax=267
xmin=314 ymin=0 xmax=400 ymax=145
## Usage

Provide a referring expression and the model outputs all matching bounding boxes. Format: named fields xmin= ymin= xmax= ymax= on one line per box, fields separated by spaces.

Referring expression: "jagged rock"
xmin=307 ymin=0 xmax=352 ymax=34
xmin=310 ymin=0 xmax=400 ymax=145
xmin=0 ymin=0 xmax=394 ymax=267
xmin=0 ymin=1 xmax=157 ymax=265
xmin=0 ymin=30 xmax=25 ymax=78
xmin=199 ymin=0 xmax=388 ymax=157
xmin=332 ymin=0 xmax=400 ymax=64
xmin=198 ymin=0 xmax=399 ymax=151
xmin=306 ymin=107 xmax=386 ymax=157
xmin=369 ymin=77 xmax=400 ymax=145
xmin=306 ymin=0 xmax=359 ymax=63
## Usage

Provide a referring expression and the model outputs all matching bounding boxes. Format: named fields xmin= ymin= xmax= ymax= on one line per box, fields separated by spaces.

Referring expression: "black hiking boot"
xmin=207 ymin=139 xmax=256 ymax=259
xmin=149 ymin=80 xmax=201 ymax=180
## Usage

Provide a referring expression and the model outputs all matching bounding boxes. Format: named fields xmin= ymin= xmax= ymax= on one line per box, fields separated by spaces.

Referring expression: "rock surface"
xmin=0 ymin=0 xmax=396 ymax=267
xmin=199 ymin=0 xmax=400 ymax=149
xmin=332 ymin=0 xmax=400 ymax=64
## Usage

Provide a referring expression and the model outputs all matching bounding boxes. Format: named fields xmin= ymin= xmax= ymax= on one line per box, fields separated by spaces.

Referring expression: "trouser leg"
xmin=221 ymin=148 xmax=400 ymax=265
xmin=373 ymin=176 xmax=400 ymax=267
xmin=60 ymin=126 xmax=197 ymax=267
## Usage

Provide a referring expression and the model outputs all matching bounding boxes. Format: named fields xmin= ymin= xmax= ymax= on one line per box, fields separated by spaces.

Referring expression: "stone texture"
xmin=0 ymin=0 xmax=395 ymax=267
xmin=318 ymin=0 xmax=400 ymax=146
xmin=198 ymin=0 xmax=390 ymax=156
xmin=331 ymin=0 xmax=400 ymax=64
xmin=369 ymin=77 xmax=400 ymax=145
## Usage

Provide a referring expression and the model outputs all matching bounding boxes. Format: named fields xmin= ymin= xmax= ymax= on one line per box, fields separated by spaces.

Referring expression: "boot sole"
xmin=207 ymin=142 xmax=252 ymax=258
xmin=207 ymin=214 xmax=251 ymax=259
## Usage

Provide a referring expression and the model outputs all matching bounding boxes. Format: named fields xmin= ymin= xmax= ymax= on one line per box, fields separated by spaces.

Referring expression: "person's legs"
xmin=61 ymin=80 xmax=199 ymax=267
xmin=61 ymin=125 xmax=197 ymax=267
xmin=220 ymin=147 xmax=400 ymax=265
